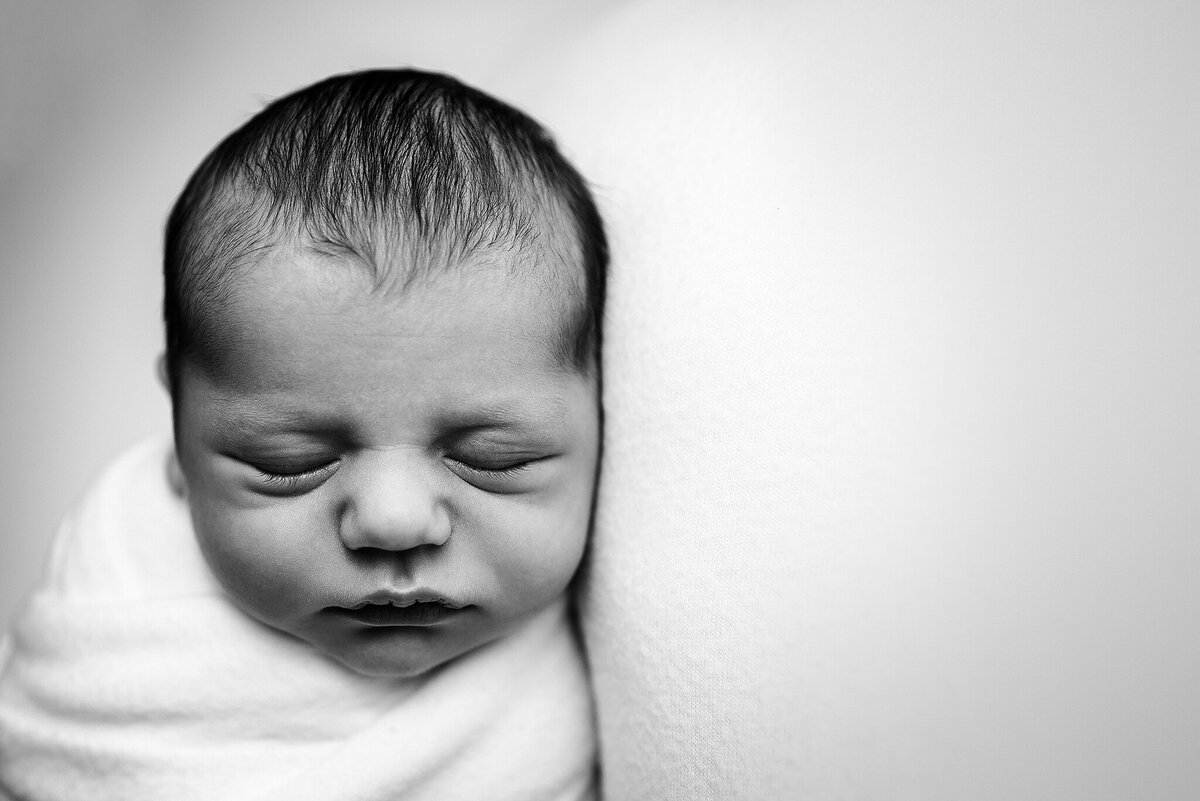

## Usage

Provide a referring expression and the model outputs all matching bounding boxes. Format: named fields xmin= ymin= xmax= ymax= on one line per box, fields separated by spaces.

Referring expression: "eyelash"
xmin=255 ymin=461 xmax=338 ymax=488
xmin=450 ymin=458 xmax=535 ymax=477
xmin=247 ymin=455 xmax=536 ymax=491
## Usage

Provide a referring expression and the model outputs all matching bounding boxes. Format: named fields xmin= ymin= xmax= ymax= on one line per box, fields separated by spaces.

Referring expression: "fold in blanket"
xmin=0 ymin=439 xmax=595 ymax=801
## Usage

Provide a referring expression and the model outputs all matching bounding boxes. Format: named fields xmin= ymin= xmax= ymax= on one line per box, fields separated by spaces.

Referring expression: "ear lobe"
xmin=158 ymin=355 xmax=187 ymax=498
xmin=166 ymin=448 xmax=186 ymax=498
xmin=156 ymin=354 xmax=170 ymax=391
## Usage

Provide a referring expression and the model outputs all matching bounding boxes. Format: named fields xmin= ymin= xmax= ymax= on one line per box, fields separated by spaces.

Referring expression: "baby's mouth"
xmin=348 ymin=597 xmax=463 ymax=610
xmin=332 ymin=597 xmax=468 ymax=627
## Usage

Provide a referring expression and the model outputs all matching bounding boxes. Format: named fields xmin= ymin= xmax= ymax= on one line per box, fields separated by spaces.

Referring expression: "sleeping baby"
xmin=0 ymin=68 xmax=606 ymax=800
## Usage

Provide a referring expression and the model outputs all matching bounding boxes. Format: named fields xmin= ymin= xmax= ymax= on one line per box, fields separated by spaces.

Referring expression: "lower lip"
xmin=332 ymin=602 xmax=465 ymax=627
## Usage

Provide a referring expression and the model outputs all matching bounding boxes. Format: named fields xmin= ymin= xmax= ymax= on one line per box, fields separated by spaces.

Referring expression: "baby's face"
xmin=173 ymin=245 xmax=599 ymax=677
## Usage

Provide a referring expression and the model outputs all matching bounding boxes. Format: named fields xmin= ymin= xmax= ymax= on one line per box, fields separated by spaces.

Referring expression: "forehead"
xmin=197 ymin=244 xmax=583 ymax=409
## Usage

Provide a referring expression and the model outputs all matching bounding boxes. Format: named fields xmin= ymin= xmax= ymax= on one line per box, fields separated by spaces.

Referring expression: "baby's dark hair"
xmin=163 ymin=68 xmax=606 ymax=399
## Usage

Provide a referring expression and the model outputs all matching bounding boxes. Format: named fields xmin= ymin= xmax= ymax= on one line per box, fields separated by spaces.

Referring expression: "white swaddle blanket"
xmin=0 ymin=439 xmax=595 ymax=801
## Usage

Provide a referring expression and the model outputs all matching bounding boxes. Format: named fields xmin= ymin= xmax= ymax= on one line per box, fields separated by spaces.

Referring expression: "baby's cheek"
xmin=190 ymin=497 xmax=317 ymax=608
xmin=484 ymin=501 xmax=588 ymax=609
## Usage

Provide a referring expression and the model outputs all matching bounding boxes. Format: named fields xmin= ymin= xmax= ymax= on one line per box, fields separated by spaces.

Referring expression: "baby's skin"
xmin=172 ymin=241 xmax=600 ymax=677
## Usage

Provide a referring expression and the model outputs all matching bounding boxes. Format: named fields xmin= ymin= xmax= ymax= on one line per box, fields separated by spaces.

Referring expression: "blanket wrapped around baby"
xmin=0 ymin=439 xmax=595 ymax=801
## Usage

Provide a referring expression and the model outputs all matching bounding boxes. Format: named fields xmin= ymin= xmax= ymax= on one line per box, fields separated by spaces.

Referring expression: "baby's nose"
xmin=337 ymin=451 xmax=451 ymax=552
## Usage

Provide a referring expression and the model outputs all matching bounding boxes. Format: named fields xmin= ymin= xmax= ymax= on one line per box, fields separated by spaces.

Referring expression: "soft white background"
xmin=2 ymin=2 xmax=1198 ymax=798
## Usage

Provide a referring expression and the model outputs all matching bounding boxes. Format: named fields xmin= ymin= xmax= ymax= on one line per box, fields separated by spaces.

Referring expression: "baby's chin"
xmin=311 ymin=626 xmax=499 ymax=680
xmin=326 ymin=650 xmax=447 ymax=680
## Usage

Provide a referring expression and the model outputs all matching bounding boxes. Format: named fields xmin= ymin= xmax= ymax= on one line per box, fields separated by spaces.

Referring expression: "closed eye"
xmin=446 ymin=457 xmax=536 ymax=476
xmin=442 ymin=454 xmax=550 ymax=493
xmin=248 ymin=459 xmax=340 ymax=493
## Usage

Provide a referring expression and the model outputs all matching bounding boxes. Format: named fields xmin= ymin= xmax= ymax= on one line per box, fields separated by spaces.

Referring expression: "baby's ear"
xmin=166 ymin=448 xmax=187 ymax=498
xmin=155 ymin=353 xmax=169 ymax=391
xmin=167 ymin=454 xmax=186 ymax=497
xmin=156 ymin=354 xmax=186 ymax=497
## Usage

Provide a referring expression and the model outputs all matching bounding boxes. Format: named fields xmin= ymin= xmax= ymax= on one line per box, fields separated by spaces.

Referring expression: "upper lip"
xmin=345 ymin=589 xmax=466 ymax=610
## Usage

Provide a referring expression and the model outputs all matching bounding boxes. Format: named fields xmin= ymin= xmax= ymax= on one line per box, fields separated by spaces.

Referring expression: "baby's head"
xmin=162 ymin=69 xmax=606 ymax=678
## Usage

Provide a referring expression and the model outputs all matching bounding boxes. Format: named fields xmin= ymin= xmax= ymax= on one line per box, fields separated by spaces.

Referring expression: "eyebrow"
xmin=205 ymin=396 xmax=343 ymax=438
xmin=436 ymin=395 xmax=571 ymax=433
